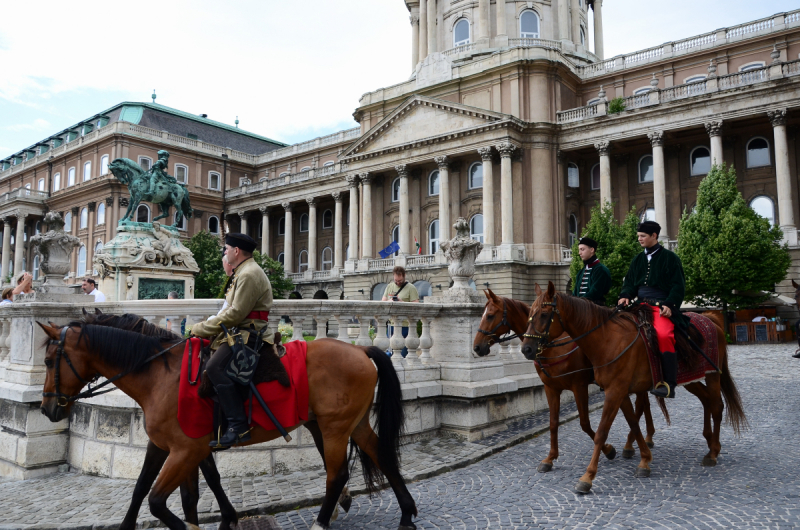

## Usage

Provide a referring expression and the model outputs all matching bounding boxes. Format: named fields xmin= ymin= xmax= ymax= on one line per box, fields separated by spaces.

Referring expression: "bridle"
xmin=477 ymin=300 xmax=519 ymax=345
xmin=42 ymin=326 xmax=186 ymax=407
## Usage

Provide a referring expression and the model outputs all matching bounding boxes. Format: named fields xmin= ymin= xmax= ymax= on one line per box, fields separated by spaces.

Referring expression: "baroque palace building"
xmin=2 ymin=1 xmax=800 ymax=304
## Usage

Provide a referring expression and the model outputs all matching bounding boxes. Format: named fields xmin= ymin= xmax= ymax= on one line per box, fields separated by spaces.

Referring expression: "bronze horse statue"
xmin=109 ymin=157 xmax=193 ymax=227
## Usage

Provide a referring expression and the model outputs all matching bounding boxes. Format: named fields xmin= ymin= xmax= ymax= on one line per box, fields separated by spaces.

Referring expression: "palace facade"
xmin=2 ymin=1 xmax=800 ymax=306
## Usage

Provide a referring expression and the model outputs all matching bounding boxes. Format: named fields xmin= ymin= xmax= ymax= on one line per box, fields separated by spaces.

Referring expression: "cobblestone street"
xmin=1 ymin=344 xmax=798 ymax=530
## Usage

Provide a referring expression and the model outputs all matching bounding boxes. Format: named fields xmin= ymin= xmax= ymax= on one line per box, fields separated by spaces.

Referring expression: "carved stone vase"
xmin=29 ymin=212 xmax=81 ymax=286
xmin=435 ymin=217 xmax=485 ymax=303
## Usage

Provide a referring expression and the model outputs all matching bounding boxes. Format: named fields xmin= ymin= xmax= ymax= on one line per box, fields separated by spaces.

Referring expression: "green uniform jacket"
xmin=620 ymin=246 xmax=688 ymax=329
xmin=573 ymin=261 xmax=612 ymax=305
xmin=192 ymin=257 xmax=273 ymax=348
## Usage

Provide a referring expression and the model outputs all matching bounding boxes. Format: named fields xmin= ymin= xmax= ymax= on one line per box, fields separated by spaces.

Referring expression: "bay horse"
xmin=521 ymin=282 xmax=747 ymax=494
xmin=473 ymin=289 xmax=659 ymax=472
xmin=38 ymin=320 xmax=417 ymax=530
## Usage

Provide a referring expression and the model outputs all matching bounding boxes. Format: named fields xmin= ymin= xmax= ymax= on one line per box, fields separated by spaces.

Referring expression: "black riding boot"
xmin=650 ymin=351 xmax=677 ymax=399
xmin=210 ymin=382 xmax=251 ymax=448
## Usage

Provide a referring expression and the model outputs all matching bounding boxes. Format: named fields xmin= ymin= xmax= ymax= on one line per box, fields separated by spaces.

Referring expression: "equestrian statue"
xmin=108 ymin=150 xmax=193 ymax=228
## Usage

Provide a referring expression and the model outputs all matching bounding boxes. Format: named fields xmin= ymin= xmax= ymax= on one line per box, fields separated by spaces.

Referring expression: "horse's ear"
xmin=95 ymin=308 xmax=103 ymax=315
xmin=792 ymin=279 xmax=800 ymax=290
xmin=37 ymin=321 xmax=60 ymax=340
xmin=546 ymin=281 xmax=556 ymax=298
xmin=483 ymin=289 xmax=491 ymax=300
xmin=534 ymin=283 xmax=543 ymax=297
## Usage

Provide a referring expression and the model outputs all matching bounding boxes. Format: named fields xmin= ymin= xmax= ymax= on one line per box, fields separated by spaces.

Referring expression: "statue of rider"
xmin=147 ymin=150 xmax=178 ymax=196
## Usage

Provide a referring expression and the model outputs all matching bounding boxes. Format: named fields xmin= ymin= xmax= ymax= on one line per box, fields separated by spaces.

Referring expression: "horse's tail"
xmin=656 ymin=396 xmax=671 ymax=426
xmin=718 ymin=340 xmax=748 ymax=436
xmin=180 ymin=187 xmax=193 ymax=218
xmin=356 ymin=346 xmax=404 ymax=494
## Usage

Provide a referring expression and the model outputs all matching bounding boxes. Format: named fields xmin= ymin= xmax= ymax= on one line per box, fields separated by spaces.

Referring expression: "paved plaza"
xmin=1 ymin=343 xmax=798 ymax=529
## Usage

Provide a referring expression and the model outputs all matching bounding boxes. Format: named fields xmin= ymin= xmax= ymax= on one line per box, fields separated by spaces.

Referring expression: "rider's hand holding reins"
xmin=618 ymin=298 xmax=630 ymax=308
xmin=660 ymin=305 xmax=672 ymax=318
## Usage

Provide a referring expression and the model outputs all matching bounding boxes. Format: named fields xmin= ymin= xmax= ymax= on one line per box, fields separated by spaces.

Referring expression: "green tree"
xmin=186 ymin=230 xmax=226 ymax=299
xmin=252 ymin=251 xmax=294 ymax=300
xmin=677 ymin=164 xmax=790 ymax=328
xmin=570 ymin=202 xmax=641 ymax=305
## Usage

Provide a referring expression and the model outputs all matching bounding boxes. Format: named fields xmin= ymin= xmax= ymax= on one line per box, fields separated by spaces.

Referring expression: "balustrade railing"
xmin=718 ymin=66 xmax=770 ymax=89
xmin=783 ymin=59 xmax=800 ymax=77
xmin=561 ymin=249 xmax=572 ymax=262
xmin=623 ymin=92 xmax=653 ymax=110
xmin=660 ymin=80 xmax=707 ymax=102
xmin=442 ymin=43 xmax=475 ymax=57
xmin=556 ymin=104 xmax=599 ymax=124
xmin=256 ymin=128 xmax=360 ymax=164
xmin=406 ymin=254 xmax=435 ymax=267
xmin=369 ymin=258 xmax=395 ymax=270
xmin=508 ymin=38 xmax=561 ymax=51
xmin=673 ymin=33 xmax=717 ymax=52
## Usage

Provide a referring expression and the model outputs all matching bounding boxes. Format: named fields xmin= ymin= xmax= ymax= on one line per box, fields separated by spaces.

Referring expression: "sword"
xmin=250 ymin=381 xmax=292 ymax=443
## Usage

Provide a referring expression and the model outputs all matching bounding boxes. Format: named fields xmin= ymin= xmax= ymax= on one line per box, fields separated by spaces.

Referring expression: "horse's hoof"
xmin=538 ymin=462 xmax=553 ymax=473
xmin=622 ymin=448 xmax=635 ymax=459
xmin=399 ymin=525 xmax=417 ymax=530
xmin=634 ymin=467 xmax=651 ymax=478
xmin=339 ymin=489 xmax=352 ymax=513
xmin=331 ymin=505 xmax=339 ymax=522
xmin=605 ymin=447 xmax=617 ymax=460
xmin=702 ymin=457 xmax=717 ymax=467
xmin=184 ymin=523 xmax=202 ymax=530
xmin=310 ymin=522 xmax=328 ymax=530
xmin=647 ymin=441 xmax=655 ymax=449
xmin=574 ymin=481 xmax=592 ymax=494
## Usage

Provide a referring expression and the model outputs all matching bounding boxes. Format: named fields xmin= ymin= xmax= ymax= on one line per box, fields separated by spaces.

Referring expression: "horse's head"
xmin=37 ymin=322 xmax=98 ymax=422
xmin=521 ymin=281 xmax=564 ymax=361
xmin=473 ymin=289 xmax=509 ymax=357
xmin=109 ymin=158 xmax=144 ymax=186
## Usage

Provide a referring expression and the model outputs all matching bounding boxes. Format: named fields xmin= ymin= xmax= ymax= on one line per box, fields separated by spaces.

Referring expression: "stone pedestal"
xmin=93 ymin=221 xmax=199 ymax=301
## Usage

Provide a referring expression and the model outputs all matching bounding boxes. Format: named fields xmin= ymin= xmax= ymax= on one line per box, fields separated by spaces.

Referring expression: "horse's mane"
xmin=556 ymin=293 xmax=618 ymax=331
xmin=83 ymin=312 xmax=180 ymax=341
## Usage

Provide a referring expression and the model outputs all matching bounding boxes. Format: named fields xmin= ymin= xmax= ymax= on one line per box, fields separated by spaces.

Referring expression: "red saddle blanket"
xmin=177 ymin=338 xmax=310 ymax=439
xmin=641 ymin=312 xmax=720 ymax=389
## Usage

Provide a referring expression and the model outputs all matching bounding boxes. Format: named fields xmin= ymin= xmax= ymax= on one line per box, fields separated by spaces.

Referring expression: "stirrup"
xmin=209 ymin=425 xmax=252 ymax=448
xmin=650 ymin=382 xmax=674 ymax=399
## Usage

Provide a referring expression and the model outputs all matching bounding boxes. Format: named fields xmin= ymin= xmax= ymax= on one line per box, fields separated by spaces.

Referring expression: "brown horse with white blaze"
xmin=37 ymin=320 xmax=417 ymax=530
xmin=473 ymin=289 xmax=658 ymax=472
xmin=521 ymin=282 xmax=747 ymax=494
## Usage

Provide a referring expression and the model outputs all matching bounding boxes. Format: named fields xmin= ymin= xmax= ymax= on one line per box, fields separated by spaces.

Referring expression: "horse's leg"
xmin=623 ymin=393 xmax=649 ymax=458
xmin=148 ymin=451 xmax=207 ymax=530
xmin=179 ymin=467 xmax=200 ymax=526
xmin=310 ymin=435 xmax=350 ymax=530
xmin=152 ymin=203 xmax=169 ymax=222
xmin=574 ymin=383 xmax=616 ymax=461
xmin=350 ymin=415 xmax=417 ymax=530
xmin=305 ymin=421 xmax=351 ymax=516
xmin=119 ymin=441 xmax=168 ymax=530
xmin=122 ymin=197 xmax=137 ymax=223
xmin=703 ymin=374 xmax=724 ymax=466
xmin=618 ymin=394 xmax=653 ymax=477
xmin=575 ymin=388 xmax=626 ymax=494
xmin=539 ymin=385 xmax=561 ymax=472
xmin=642 ymin=392 xmax=656 ymax=448
xmin=198 ymin=455 xmax=239 ymax=530
xmin=684 ymin=382 xmax=716 ymax=465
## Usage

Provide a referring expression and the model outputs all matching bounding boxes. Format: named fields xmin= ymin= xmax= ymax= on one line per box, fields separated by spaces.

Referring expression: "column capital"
xmin=410 ymin=14 xmax=419 ymax=25
xmin=281 ymin=201 xmax=293 ymax=212
xmin=259 ymin=206 xmax=269 ymax=215
xmin=105 ymin=196 xmax=114 ymax=207
xmin=767 ymin=109 xmax=788 ymax=127
xmin=345 ymin=174 xmax=359 ymax=188
xmin=647 ymin=131 xmax=665 ymax=147
xmin=237 ymin=210 xmax=247 ymax=218
xmin=71 ymin=206 xmax=79 ymax=216
xmin=88 ymin=201 xmax=96 ymax=213
xmin=704 ymin=120 xmax=724 ymax=137
xmin=395 ymin=164 xmax=408 ymax=178
xmin=305 ymin=196 xmax=317 ymax=207
xmin=495 ymin=142 xmax=517 ymax=158
xmin=331 ymin=191 xmax=343 ymax=203
xmin=434 ymin=155 xmax=450 ymax=169
xmin=359 ymin=172 xmax=373 ymax=184
xmin=478 ymin=147 xmax=493 ymax=161
xmin=594 ymin=140 xmax=611 ymax=156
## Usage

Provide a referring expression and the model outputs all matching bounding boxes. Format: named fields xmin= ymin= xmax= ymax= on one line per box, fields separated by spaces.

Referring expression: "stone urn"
xmin=440 ymin=217 xmax=483 ymax=291
xmin=29 ymin=211 xmax=81 ymax=286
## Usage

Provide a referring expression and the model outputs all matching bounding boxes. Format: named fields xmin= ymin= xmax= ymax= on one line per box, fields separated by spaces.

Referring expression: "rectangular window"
xmin=53 ymin=173 xmax=61 ymax=191
xmin=68 ymin=167 xmax=76 ymax=186
xmin=37 ymin=179 xmax=45 ymax=191
xmin=175 ymin=165 xmax=188 ymax=184
xmin=139 ymin=157 xmax=152 ymax=171
xmin=83 ymin=161 xmax=92 ymax=181
xmin=209 ymin=172 xmax=221 ymax=190
xmin=100 ymin=155 xmax=109 ymax=175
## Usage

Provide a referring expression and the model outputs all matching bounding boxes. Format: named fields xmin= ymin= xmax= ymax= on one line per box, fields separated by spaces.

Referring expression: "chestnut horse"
xmin=521 ymin=282 xmax=747 ymax=494
xmin=38 ymin=320 xmax=417 ymax=530
xmin=473 ymin=290 xmax=658 ymax=472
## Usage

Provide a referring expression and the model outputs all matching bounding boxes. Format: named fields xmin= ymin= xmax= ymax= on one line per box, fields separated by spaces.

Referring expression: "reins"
xmin=43 ymin=326 xmax=187 ymax=407
xmin=477 ymin=300 xmax=520 ymax=344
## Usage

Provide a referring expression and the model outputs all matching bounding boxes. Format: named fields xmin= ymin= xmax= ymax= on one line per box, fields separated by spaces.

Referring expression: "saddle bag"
xmin=225 ymin=327 xmax=262 ymax=386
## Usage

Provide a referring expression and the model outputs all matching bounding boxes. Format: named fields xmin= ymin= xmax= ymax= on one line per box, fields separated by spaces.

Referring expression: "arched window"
xmin=750 ymin=196 xmax=775 ymax=226
xmin=429 ymin=170 xmax=440 ymax=196
xmin=470 ymin=214 xmax=484 ymax=243
xmin=684 ymin=75 xmax=707 ymax=84
xmin=454 ymin=18 xmax=470 ymax=46
xmin=740 ymin=62 xmax=766 ymax=72
xmin=298 ymin=250 xmax=308 ymax=272
xmin=80 ymin=207 xmax=88 ymax=229
xmin=568 ymin=162 xmax=579 ymax=188
xmin=321 ymin=247 xmax=333 ymax=271
xmin=77 ymin=245 xmax=87 ymax=276
xmin=277 ymin=252 xmax=285 ymax=266
xmin=209 ymin=172 xmax=221 ymax=190
xmin=639 ymin=155 xmax=654 ymax=183
xmin=520 ymin=10 xmax=540 ymax=38
xmin=391 ymin=225 xmax=400 ymax=257
xmin=690 ymin=146 xmax=711 ymax=176
xmin=174 ymin=212 xmax=187 ymax=231
xmin=32 ymin=255 xmax=40 ymax=280
xmin=372 ymin=283 xmax=388 ymax=301
xmin=96 ymin=202 xmax=106 ymax=225
xmin=83 ymin=161 xmax=91 ymax=181
xmin=300 ymin=166 xmax=311 ymax=172
xmin=569 ymin=214 xmax=578 ymax=247
xmin=53 ymin=172 xmax=61 ymax=192
xmin=641 ymin=208 xmax=656 ymax=222
xmin=414 ymin=280 xmax=433 ymax=302
xmin=429 ymin=219 xmax=440 ymax=254
xmin=174 ymin=164 xmax=188 ymax=184
xmin=322 ymin=209 xmax=333 ymax=229
xmin=580 ymin=26 xmax=586 ymax=46
xmin=391 ymin=178 xmax=400 ymax=202
xmin=299 ymin=213 xmax=309 ymax=232
xmin=68 ymin=167 xmax=76 ymax=186
xmin=136 ymin=204 xmax=150 ymax=223
xmin=94 ymin=240 xmax=104 ymax=256
xmin=469 ymin=162 xmax=483 ymax=189
xmin=746 ymin=137 xmax=770 ymax=168
xmin=587 ymin=98 xmax=601 ymax=106
xmin=64 ymin=212 xmax=72 ymax=232
xmin=37 ymin=178 xmax=45 ymax=191
xmin=591 ymin=163 xmax=601 ymax=190
xmin=323 ymin=161 xmax=335 ymax=167
xmin=35 ymin=221 xmax=41 ymax=235
xmin=279 ymin=172 xmax=290 ymax=178
xmin=278 ymin=217 xmax=286 ymax=236
xmin=100 ymin=155 xmax=109 ymax=176
xmin=208 ymin=216 xmax=219 ymax=234
xmin=633 ymin=87 xmax=652 ymax=95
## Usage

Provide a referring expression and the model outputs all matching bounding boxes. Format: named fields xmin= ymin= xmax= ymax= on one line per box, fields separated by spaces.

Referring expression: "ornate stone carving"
xmin=409 ymin=14 xmax=419 ymax=25
xmin=71 ymin=206 xmax=79 ymax=216
xmin=439 ymin=217 xmax=484 ymax=294
xmin=345 ymin=174 xmax=359 ymax=188
xmin=15 ymin=211 xmax=27 ymax=221
xmin=332 ymin=191 xmax=343 ymax=203
xmin=88 ymin=201 xmax=96 ymax=213
xmin=237 ymin=210 xmax=247 ymax=218
xmin=119 ymin=197 xmax=129 ymax=207
xmin=359 ymin=172 xmax=373 ymax=184
xmin=767 ymin=109 xmax=788 ymax=127
xmin=707 ymin=59 xmax=717 ymax=77
xmin=594 ymin=140 xmax=611 ymax=156
xmin=434 ymin=155 xmax=450 ymax=170
xmin=477 ymin=147 xmax=493 ymax=161
xmin=306 ymin=196 xmax=317 ymax=207
xmin=495 ymin=142 xmax=517 ymax=158
xmin=29 ymin=211 xmax=81 ymax=285
xmin=649 ymin=74 xmax=659 ymax=88
xmin=771 ymin=45 xmax=781 ymax=63
xmin=704 ymin=120 xmax=723 ymax=137
xmin=258 ymin=206 xmax=269 ymax=215
xmin=395 ymin=165 xmax=408 ymax=178
xmin=282 ymin=201 xmax=293 ymax=211
xmin=648 ymin=131 xmax=664 ymax=147
xmin=105 ymin=197 xmax=114 ymax=207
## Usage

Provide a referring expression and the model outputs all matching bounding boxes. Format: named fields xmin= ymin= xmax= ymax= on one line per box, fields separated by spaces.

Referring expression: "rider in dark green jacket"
xmin=573 ymin=237 xmax=612 ymax=306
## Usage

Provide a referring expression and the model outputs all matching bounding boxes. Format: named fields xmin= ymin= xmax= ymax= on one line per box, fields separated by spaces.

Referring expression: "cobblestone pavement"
xmin=1 ymin=344 xmax=796 ymax=530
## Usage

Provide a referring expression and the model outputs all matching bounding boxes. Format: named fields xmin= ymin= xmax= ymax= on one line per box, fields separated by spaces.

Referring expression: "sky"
xmin=0 ymin=0 xmax=797 ymax=159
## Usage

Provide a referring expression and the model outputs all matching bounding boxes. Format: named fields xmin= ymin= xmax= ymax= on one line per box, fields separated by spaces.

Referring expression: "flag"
xmin=378 ymin=240 xmax=400 ymax=259
xmin=414 ymin=237 xmax=422 ymax=255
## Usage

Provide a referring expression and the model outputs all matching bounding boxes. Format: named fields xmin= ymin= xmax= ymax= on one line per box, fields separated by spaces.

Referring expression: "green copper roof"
xmin=119 ymin=105 xmax=144 ymax=124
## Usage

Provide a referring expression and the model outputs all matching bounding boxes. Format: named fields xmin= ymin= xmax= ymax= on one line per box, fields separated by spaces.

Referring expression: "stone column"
xmin=592 ymin=0 xmax=604 ymax=59
xmin=282 ymin=202 xmax=294 ymax=273
xmin=558 ymin=0 xmax=571 ymax=42
xmin=478 ymin=0 xmax=489 ymax=40
xmin=427 ymin=0 xmax=437 ymax=54
xmin=593 ymin=141 xmax=612 ymax=205
xmin=332 ymin=191 xmax=344 ymax=269
xmin=104 ymin=197 xmax=114 ymax=243
xmin=435 ymin=156 xmax=451 ymax=242
xmin=87 ymin=202 xmax=96 ymax=271
xmin=239 ymin=211 xmax=248 ymax=237
xmin=648 ymin=131 xmax=669 ymax=240
xmin=396 ymin=165 xmax=411 ymax=255
xmin=346 ymin=175 xmax=359 ymax=261
xmin=768 ymin=109 xmax=796 ymax=235
xmin=571 ymin=0 xmax=582 ymax=47
xmin=1 ymin=218 xmax=11 ymax=280
xmin=419 ymin=0 xmax=428 ymax=60
xmin=496 ymin=0 xmax=507 ymax=37
xmin=259 ymin=206 xmax=270 ymax=256
xmin=14 ymin=212 xmax=26 ymax=276
xmin=496 ymin=142 xmax=516 ymax=245
xmin=306 ymin=197 xmax=317 ymax=271
xmin=478 ymin=147 xmax=495 ymax=246
xmin=70 ymin=207 xmax=79 ymax=277
xmin=113 ymin=196 xmax=122 ymax=229
xmin=411 ymin=13 xmax=420 ymax=70
xmin=705 ymin=120 xmax=724 ymax=166
xmin=360 ymin=173 xmax=374 ymax=258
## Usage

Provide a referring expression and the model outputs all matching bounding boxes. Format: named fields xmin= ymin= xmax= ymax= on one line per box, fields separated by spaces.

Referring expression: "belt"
xmin=246 ymin=310 xmax=270 ymax=321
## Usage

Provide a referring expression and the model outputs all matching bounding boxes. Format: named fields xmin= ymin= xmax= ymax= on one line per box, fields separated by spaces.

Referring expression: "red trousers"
xmin=649 ymin=305 xmax=676 ymax=353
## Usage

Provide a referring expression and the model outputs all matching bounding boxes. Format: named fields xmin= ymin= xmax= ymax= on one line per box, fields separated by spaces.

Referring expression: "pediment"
xmin=343 ymin=96 xmax=506 ymax=158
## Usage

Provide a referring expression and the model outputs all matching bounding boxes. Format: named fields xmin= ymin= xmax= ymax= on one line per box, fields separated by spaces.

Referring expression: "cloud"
xmin=4 ymin=118 xmax=50 ymax=132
